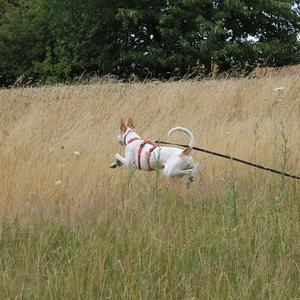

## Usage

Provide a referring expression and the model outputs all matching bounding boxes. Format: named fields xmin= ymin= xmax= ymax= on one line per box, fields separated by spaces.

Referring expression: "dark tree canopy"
xmin=0 ymin=0 xmax=299 ymax=85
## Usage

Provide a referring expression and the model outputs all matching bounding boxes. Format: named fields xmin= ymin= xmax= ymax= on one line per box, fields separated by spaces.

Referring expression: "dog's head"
xmin=117 ymin=117 xmax=136 ymax=145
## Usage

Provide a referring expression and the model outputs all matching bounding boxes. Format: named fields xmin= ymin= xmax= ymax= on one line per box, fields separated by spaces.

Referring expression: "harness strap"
xmin=127 ymin=137 xmax=140 ymax=144
xmin=137 ymin=140 xmax=157 ymax=170
xmin=147 ymin=145 xmax=157 ymax=170
xmin=123 ymin=130 xmax=132 ymax=145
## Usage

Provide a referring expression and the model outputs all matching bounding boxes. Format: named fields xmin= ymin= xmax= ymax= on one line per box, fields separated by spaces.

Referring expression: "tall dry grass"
xmin=0 ymin=75 xmax=300 ymax=298
xmin=0 ymin=76 xmax=299 ymax=220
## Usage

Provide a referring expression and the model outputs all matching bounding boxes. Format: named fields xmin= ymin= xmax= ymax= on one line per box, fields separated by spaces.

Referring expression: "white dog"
xmin=110 ymin=118 xmax=199 ymax=186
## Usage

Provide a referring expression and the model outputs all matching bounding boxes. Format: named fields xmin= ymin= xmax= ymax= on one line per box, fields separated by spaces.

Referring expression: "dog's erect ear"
xmin=127 ymin=117 xmax=135 ymax=129
xmin=120 ymin=117 xmax=126 ymax=132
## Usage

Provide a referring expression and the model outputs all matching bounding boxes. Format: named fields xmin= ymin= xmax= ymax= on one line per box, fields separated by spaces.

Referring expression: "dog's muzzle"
xmin=117 ymin=135 xmax=124 ymax=145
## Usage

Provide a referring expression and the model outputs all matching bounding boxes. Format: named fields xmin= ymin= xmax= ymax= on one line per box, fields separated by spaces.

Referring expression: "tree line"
xmin=0 ymin=0 xmax=299 ymax=86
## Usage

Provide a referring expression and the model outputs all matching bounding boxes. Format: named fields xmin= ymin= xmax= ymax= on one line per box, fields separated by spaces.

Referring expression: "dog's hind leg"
xmin=163 ymin=163 xmax=199 ymax=187
xmin=163 ymin=166 xmax=193 ymax=177
xmin=164 ymin=167 xmax=194 ymax=188
xmin=179 ymin=164 xmax=199 ymax=188
xmin=186 ymin=162 xmax=199 ymax=185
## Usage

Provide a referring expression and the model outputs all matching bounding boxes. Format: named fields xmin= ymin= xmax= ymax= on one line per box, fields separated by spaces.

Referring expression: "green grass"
xmin=0 ymin=174 xmax=299 ymax=299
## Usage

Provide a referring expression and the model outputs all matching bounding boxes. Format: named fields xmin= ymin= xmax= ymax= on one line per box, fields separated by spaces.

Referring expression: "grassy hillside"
xmin=0 ymin=76 xmax=300 ymax=298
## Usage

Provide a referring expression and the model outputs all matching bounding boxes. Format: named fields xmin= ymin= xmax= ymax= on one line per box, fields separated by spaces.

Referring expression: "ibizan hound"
xmin=110 ymin=118 xmax=199 ymax=186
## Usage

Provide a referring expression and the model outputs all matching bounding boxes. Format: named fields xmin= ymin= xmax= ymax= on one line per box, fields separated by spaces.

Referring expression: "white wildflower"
xmin=49 ymin=147 xmax=55 ymax=153
xmin=274 ymin=87 xmax=284 ymax=91
xmin=73 ymin=151 xmax=81 ymax=156
xmin=55 ymin=180 xmax=62 ymax=185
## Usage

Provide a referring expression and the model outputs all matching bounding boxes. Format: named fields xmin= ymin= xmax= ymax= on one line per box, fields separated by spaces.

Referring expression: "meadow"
xmin=0 ymin=73 xmax=299 ymax=299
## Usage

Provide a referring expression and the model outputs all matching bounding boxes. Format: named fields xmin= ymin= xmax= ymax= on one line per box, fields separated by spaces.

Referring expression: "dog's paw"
xmin=185 ymin=176 xmax=194 ymax=188
xmin=109 ymin=162 xmax=118 ymax=169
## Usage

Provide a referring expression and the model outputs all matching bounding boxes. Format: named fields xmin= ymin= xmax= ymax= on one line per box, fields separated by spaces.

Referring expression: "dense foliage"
xmin=0 ymin=0 xmax=299 ymax=85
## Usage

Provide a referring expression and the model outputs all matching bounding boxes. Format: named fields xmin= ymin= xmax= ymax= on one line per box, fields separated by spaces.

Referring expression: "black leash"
xmin=155 ymin=140 xmax=300 ymax=180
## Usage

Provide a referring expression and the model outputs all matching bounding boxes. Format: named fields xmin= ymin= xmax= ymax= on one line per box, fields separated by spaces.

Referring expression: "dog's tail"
xmin=167 ymin=127 xmax=195 ymax=156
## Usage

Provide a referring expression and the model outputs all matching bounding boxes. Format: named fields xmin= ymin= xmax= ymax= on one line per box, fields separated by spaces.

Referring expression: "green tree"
xmin=35 ymin=0 xmax=123 ymax=82
xmin=0 ymin=0 xmax=50 ymax=85
xmin=115 ymin=0 xmax=218 ymax=79
xmin=213 ymin=0 xmax=300 ymax=73
xmin=0 ymin=0 xmax=123 ymax=84
xmin=115 ymin=0 xmax=300 ymax=78
xmin=0 ymin=0 xmax=299 ymax=85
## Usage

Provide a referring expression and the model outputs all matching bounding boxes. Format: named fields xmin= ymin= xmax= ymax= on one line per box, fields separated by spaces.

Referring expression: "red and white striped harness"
xmin=125 ymin=133 xmax=157 ymax=170
xmin=136 ymin=140 xmax=157 ymax=170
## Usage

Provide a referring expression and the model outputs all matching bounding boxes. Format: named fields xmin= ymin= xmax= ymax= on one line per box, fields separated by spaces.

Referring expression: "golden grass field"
xmin=0 ymin=74 xmax=300 ymax=298
xmin=1 ymin=75 xmax=299 ymax=219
